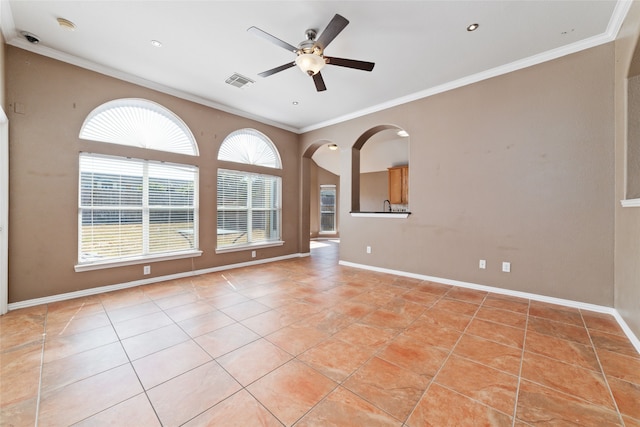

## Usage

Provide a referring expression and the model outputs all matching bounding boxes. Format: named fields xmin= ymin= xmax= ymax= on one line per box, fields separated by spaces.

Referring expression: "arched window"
xmin=79 ymin=98 xmax=198 ymax=156
xmin=216 ymin=129 xmax=283 ymax=251
xmin=218 ymin=129 xmax=281 ymax=168
xmin=76 ymin=99 xmax=200 ymax=271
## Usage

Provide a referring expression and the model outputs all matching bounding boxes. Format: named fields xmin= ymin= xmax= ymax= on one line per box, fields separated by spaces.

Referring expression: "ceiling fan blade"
xmin=316 ymin=14 xmax=349 ymax=49
xmin=258 ymin=62 xmax=296 ymax=77
xmin=247 ymin=26 xmax=298 ymax=53
xmin=313 ymin=72 xmax=327 ymax=92
xmin=325 ymin=56 xmax=375 ymax=72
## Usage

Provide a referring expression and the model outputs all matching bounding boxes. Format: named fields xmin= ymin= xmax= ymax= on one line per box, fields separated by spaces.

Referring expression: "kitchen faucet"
xmin=383 ymin=199 xmax=391 ymax=212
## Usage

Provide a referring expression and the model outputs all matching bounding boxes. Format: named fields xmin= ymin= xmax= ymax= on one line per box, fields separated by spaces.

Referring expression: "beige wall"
xmin=614 ymin=3 xmax=640 ymax=337
xmin=309 ymin=161 xmax=339 ymax=238
xmin=6 ymin=46 xmax=301 ymax=303
xmin=360 ymin=171 xmax=387 ymax=212
xmin=1 ymin=34 xmax=5 ymax=110
xmin=302 ymin=43 xmax=616 ymax=306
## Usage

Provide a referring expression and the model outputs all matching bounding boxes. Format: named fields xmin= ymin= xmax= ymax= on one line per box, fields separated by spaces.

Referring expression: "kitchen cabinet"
xmin=388 ymin=165 xmax=408 ymax=205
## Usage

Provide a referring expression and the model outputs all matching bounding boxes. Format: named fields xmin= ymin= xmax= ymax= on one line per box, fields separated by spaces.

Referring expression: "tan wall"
xmin=360 ymin=171 xmax=387 ymax=212
xmin=6 ymin=46 xmax=301 ymax=303
xmin=614 ymin=3 xmax=640 ymax=337
xmin=1 ymin=35 xmax=5 ymax=110
xmin=309 ymin=161 xmax=339 ymax=238
xmin=301 ymin=43 xmax=616 ymax=306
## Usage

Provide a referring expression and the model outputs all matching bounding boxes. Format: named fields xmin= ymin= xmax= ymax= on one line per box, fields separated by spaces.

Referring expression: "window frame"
xmin=75 ymin=153 xmax=201 ymax=272
xmin=215 ymin=128 xmax=284 ymax=253
xmin=319 ymin=184 xmax=337 ymax=234
xmin=215 ymin=168 xmax=283 ymax=254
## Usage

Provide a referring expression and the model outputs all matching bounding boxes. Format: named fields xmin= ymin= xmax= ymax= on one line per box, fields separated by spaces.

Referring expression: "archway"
xmin=351 ymin=125 xmax=409 ymax=212
xmin=300 ymin=140 xmax=339 ymax=254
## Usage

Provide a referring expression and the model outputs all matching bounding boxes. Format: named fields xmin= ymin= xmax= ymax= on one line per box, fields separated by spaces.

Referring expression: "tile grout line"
xmin=308 ymin=282 xmax=442 ymax=425
xmin=33 ymin=305 xmax=49 ymax=427
xmin=313 ymin=285 xmax=439 ymax=424
xmin=580 ymin=309 xmax=627 ymax=426
xmin=258 ymin=284 xmax=401 ymax=424
xmin=403 ymin=291 xmax=490 ymax=426
xmin=102 ymin=297 xmax=165 ymax=426
xmin=510 ymin=299 xmax=531 ymax=427
xmin=219 ymin=270 xmax=348 ymax=426
xmin=258 ymin=279 xmax=441 ymax=425
xmin=170 ymin=279 xmax=289 ymax=426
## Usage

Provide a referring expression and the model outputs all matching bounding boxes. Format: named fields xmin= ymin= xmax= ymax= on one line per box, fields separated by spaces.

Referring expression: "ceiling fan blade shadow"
xmin=316 ymin=14 xmax=349 ymax=49
xmin=313 ymin=72 xmax=327 ymax=92
xmin=325 ymin=56 xmax=375 ymax=71
xmin=247 ymin=26 xmax=298 ymax=52
xmin=258 ymin=62 xmax=296 ymax=77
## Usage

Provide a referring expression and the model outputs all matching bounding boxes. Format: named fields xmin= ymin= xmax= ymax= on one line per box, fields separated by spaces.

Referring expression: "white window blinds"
xmin=218 ymin=129 xmax=281 ymax=168
xmin=79 ymin=153 xmax=198 ymax=264
xmin=217 ymin=169 xmax=281 ymax=248
xmin=79 ymin=99 xmax=199 ymax=156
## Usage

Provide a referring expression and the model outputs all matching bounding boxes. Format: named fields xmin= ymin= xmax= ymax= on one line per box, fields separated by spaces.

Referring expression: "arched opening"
xmin=310 ymin=143 xmax=340 ymax=238
xmin=351 ymin=125 xmax=409 ymax=213
xmin=301 ymin=141 xmax=340 ymax=254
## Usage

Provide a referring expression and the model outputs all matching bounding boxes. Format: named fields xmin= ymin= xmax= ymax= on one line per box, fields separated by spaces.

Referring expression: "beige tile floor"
xmin=1 ymin=240 xmax=639 ymax=426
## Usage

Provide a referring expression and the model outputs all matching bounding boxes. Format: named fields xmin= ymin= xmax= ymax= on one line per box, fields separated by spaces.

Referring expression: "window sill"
xmin=215 ymin=240 xmax=284 ymax=254
xmin=75 ymin=250 xmax=203 ymax=272
xmin=621 ymin=198 xmax=640 ymax=208
xmin=350 ymin=212 xmax=411 ymax=219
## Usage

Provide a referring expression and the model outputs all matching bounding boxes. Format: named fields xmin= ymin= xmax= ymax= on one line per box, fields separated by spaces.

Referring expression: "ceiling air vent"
xmin=225 ymin=73 xmax=255 ymax=89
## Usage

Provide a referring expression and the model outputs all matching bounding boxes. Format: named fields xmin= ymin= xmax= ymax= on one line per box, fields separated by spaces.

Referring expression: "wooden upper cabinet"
xmin=388 ymin=165 xmax=408 ymax=204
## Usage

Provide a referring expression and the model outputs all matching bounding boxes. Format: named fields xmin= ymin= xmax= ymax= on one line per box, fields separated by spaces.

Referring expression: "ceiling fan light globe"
xmin=296 ymin=53 xmax=325 ymax=76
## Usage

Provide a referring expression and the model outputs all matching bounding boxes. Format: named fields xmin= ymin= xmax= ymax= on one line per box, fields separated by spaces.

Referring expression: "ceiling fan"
xmin=248 ymin=14 xmax=375 ymax=92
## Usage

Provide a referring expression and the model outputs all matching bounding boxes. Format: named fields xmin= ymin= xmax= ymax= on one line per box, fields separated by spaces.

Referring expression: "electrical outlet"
xmin=479 ymin=259 xmax=486 ymax=269
xmin=366 ymin=246 xmax=372 ymax=254
xmin=251 ymin=250 xmax=256 ymax=258
xmin=143 ymin=265 xmax=150 ymax=275
xmin=502 ymin=262 xmax=511 ymax=273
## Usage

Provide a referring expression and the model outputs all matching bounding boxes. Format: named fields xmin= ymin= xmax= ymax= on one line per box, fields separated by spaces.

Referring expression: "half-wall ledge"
xmin=620 ymin=198 xmax=640 ymax=208
xmin=350 ymin=212 xmax=411 ymax=219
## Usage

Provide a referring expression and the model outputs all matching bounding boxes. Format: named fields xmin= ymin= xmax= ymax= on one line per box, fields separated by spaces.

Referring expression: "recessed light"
xmin=328 ymin=143 xmax=338 ymax=150
xmin=467 ymin=23 xmax=479 ymax=32
xmin=150 ymin=40 xmax=163 ymax=48
xmin=292 ymin=101 xmax=299 ymax=105
xmin=57 ymin=17 xmax=76 ymax=31
xmin=397 ymin=130 xmax=409 ymax=137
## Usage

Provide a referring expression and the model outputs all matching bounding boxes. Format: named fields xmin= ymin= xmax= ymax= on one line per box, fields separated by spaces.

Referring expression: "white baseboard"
xmin=7 ymin=252 xmax=307 ymax=311
xmin=339 ymin=260 xmax=640 ymax=355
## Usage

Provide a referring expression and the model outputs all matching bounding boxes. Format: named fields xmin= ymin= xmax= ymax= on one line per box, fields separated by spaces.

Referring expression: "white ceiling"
xmin=0 ymin=1 xmax=630 ymax=133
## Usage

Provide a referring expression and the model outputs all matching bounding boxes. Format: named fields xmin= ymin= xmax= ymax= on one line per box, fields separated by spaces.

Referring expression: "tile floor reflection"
xmin=1 ymin=240 xmax=639 ymax=426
